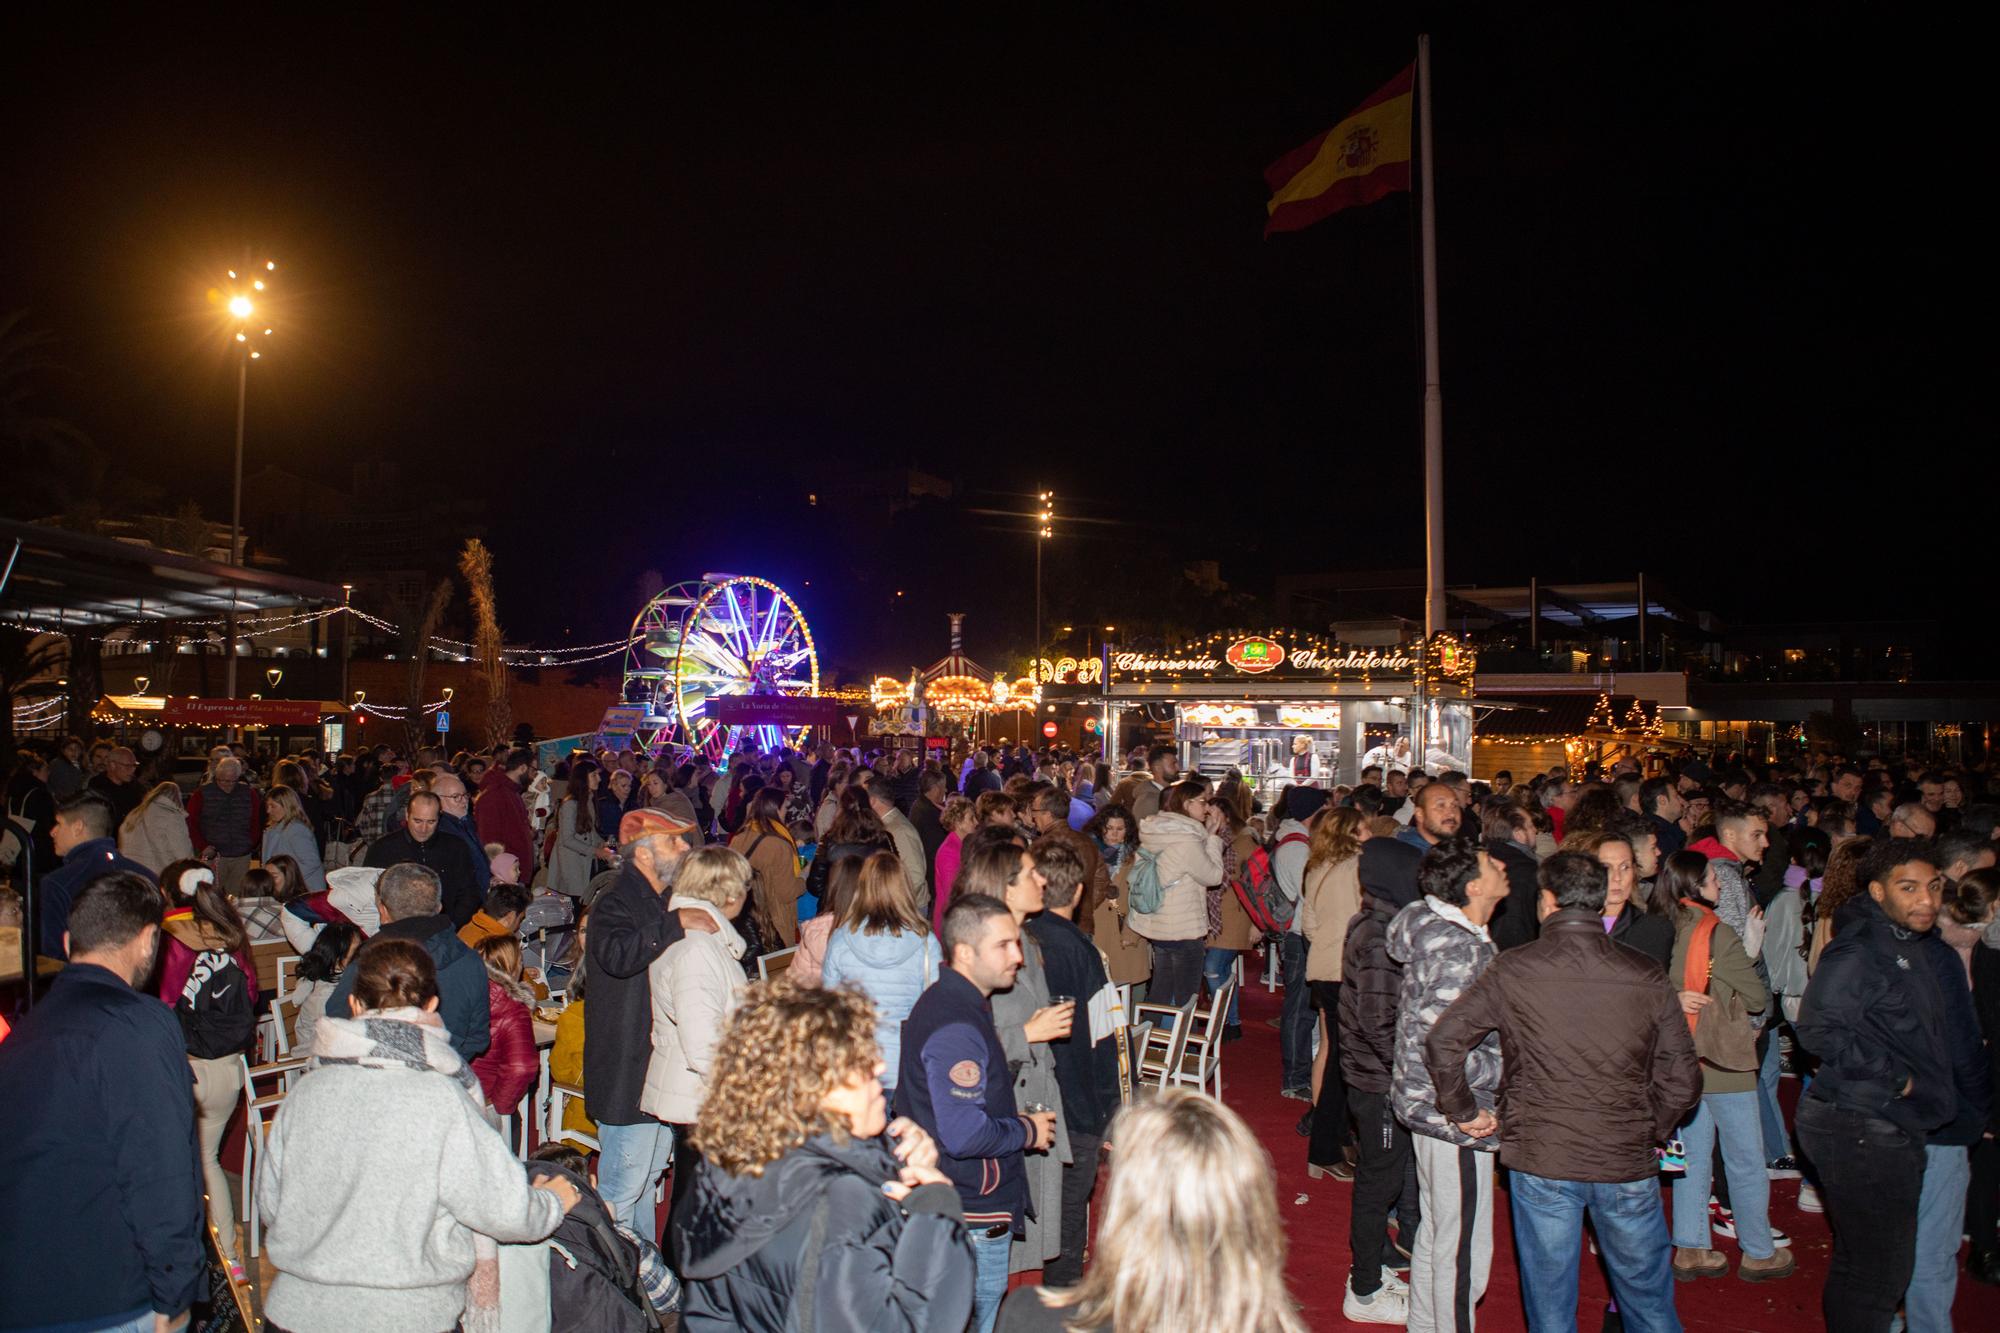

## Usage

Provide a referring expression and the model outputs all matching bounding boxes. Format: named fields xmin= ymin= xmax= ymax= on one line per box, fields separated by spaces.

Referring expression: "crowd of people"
xmin=2 ymin=728 xmax=1998 ymax=1333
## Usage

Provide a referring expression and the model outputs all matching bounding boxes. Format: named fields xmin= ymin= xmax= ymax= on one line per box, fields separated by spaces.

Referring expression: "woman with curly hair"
xmin=996 ymin=1088 xmax=1307 ymax=1333
xmin=674 ymin=980 xmax=974 ymax=1332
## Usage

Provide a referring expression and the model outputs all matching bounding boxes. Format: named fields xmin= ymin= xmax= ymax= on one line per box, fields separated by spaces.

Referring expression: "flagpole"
xmin=1418 ymin=32 xmax=1443 ymax=640
xmin=1415 ymin=33 xmax=1443 ymax=778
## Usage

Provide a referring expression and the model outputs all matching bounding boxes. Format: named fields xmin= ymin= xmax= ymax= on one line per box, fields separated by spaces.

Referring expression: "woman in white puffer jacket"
xmin=1126 ymin=782 xmax=1227 ymax=1007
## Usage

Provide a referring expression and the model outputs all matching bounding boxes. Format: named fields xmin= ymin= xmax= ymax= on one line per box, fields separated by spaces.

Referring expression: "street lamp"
xmin=217 ymin=260 xmax=277 ymax=702
xmin=1035 ymin=490 xmax=1054 ymax=669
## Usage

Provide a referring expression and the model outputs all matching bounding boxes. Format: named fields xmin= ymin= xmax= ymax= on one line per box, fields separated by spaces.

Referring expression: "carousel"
xmin=869 ymin=613 xmax=1040 ymax=753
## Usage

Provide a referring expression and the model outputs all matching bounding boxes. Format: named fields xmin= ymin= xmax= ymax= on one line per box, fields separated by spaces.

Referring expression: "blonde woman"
xmin=996 ymin=1089 xmax=1307 ymax=1333
xmin=676 ymin=980 xmax=973 ymax=1330
xmin=822 ymin=850 xmax=942 ymax=1095
xmin=261 ymin=784 xmax=327 ymax=890
xmin=119 ymin=780 xmax=194 ymax=875
xmin=641 ymin=844 xmax=750 ymax=1266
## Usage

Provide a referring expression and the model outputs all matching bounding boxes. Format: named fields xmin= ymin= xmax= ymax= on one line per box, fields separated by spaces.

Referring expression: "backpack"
xmin=1124 ymin=847 xmax=1169 ymax=916
xmin=177 ymin=949 xmax=257 ymax=1060
xmin=1235 ymin=831 xmax=1309 ymax=933
xmin=525 ymin=1160 xmax=666 ymax=1332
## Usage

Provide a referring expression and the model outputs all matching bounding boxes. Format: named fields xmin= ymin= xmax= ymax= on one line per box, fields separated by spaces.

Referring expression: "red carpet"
xmin=1221 ymin=981 xmax=2000 ymax=1331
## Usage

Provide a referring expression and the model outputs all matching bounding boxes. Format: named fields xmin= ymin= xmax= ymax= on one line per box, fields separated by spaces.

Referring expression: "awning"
xmin=0 ymin=518 xmax=346 ymax=629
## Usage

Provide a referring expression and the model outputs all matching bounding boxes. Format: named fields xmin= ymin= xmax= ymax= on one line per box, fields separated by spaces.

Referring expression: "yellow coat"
xmin=548 ymin=1000 xmax=594 ymax=1141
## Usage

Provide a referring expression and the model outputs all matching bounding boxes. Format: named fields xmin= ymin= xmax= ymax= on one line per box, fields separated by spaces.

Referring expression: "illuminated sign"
xmin=1036 ymin=640 xmax=1422 ymax=684
xmin=1225 ymin=636 xmax=1285 ymax=674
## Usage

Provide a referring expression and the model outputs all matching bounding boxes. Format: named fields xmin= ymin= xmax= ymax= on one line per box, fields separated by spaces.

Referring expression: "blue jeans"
xmin=971 ymin=1230 xmax=1012 ymax=1333
xmin=1512 ymin=1171 xmax=1680 ymax=1333
xmin=1906 ymin=1144 xmax=1970 ymax=1333
xmin=1279 ymin=932 xmax=1312 ymax=1090
xmin=597 ymin=1119 xmax=674 ymax=1236
xmin=1755 ymin=1028 xmax=1789 ymax=1161
xmin=1202 ymin=946 xmax=1242 ymax=1027
xmin=1672 ymin=1092 xmax=1774 ymax=1259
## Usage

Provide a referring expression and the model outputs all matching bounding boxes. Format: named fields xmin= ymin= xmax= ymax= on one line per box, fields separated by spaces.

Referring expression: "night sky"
xmin=3 ymin=9 xmax=1982 ymax=674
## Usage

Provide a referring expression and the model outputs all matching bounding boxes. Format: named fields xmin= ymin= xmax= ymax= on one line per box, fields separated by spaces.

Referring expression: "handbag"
xmin=1682 ymin=911 xmax=1759 ymax=1072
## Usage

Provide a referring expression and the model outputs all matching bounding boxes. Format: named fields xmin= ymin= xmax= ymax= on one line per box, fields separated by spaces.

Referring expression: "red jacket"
xmin=475 ymin=767 xmax=536 ymax=872
xmin=471 ymin=980 xmax=539 ymax=1116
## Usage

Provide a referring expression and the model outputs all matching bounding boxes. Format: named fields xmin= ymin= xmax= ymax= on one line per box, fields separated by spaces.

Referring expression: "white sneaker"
xmin=1377 ymin=1267 xmax=1410 ymax=1297
xmin=1344 ymin=1276 xmax=1410 ymax=1324
xmin=1797 ymin=1182 xmax=1823 ymax=1214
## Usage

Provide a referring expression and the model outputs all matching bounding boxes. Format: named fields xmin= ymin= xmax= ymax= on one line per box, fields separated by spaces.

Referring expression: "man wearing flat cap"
xmin=586 ymin=805 xmax=719 ymax=1233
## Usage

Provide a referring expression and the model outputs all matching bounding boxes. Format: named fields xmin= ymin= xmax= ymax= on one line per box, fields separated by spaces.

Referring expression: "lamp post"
xmin=219 ymin=262 xmax=276 ymax=703
xmin=1035 ymin=490 xmax=1053 ymax=672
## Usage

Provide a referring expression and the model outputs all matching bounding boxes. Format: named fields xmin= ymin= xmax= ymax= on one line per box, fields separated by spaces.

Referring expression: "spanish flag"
xmin=1264 ymin=63 xmax=1414 ymax=236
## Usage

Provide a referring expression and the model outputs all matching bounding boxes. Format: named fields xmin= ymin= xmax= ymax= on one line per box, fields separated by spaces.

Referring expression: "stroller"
xmin=520 ymin=890 xmax=578 ymax=992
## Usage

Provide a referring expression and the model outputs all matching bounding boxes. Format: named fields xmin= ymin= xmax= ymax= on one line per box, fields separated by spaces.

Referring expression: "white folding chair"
xmin=1131 ymin=997 xmax=1196 ymax=1091
xmin=544 ymin=1080 xmax=600 ymax=1153
xmin=240 ymin=1053 xmax=311 ymax=1257
xmin=757 ymin=946 xmax=799 ymax=983
xmin=1173 ymin=975 xmax=1235 ymax=1098
xmin=257 ymin=955 xmax=305 ymax=1061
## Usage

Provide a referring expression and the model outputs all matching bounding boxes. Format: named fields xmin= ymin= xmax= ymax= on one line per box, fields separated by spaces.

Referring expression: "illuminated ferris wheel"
xmin=620 ymin=574 xmax=821 ymax=759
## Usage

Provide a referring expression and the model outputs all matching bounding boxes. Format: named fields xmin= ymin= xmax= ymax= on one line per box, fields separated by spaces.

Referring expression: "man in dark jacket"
xmin=329 ymin=862 xmax=491 ymax=1062
xmin=1333 ymin=837 xmax=1425 ymax=1319
xmin=1480 ymin=802 xmax=1543 ymax=951
xmin=910 ymin=768 xmax=951 ymax=879
xmin=1427 ymin=851 xmax=1700 ymax=1333
xmin=0 ymin=873 xmax=204 ymax=1331
xmin=1795 ymin=838 xmax=1966 ymax=1332
xmin=1640 ymin=776 xmax=1687 ymax=858
xmin=587 ymin=806 xmax=707 ymax=1235
xmin=897 ymin=894 xmax=1056 ymax=1333
xmin=1026 ymin=841 xmax=1120 ymax=1288
xmin=87 ymin=744 xmax=145 ymax=829
xmin=1903 ymin=896 xmax=1992 ymax=1329
xmin=366 ymin=791 xmax=483 ymax=927
xmin=38 ymin=791 xmax=157 ymax=960
xmin=430 ymin=770 xmax=493 ymax=898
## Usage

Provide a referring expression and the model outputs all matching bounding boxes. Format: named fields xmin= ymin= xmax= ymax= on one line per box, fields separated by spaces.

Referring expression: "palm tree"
xmin=458 ymin=539 xmax=512 ymax=749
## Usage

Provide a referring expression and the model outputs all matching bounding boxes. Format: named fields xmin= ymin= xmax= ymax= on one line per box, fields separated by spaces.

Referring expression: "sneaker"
xmin=1797 ymin=1182 xmax=1823 ymax=1214
xmin=1769 ymin=1223 xmax=1792 ymax=1248
xmin=1378 ymin=1267 xmax=1410 ymax=1297
xmin=1766 ymin=1155 xmax=1802 ymax=1179
xmin=1343 ymin=1276 xmax=1411 ymax=1324
xmin=1673 ymin=1247 xmax=1730 ymax=1281
xmin=1280 ymin=1086 xmax=1313 ymax=1102
xmin=1708 ymin=1200 xmax=1736 ymax=1239
xmin=1738 ymin=1250 xmax=1797 ymax=1282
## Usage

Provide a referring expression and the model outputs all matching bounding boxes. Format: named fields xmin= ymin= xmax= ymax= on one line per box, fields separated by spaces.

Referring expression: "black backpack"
xmin=527 ymin=1160 xmax=664 ymax=1332
xmin=176 ymin=949 xmax=257 ymax=1060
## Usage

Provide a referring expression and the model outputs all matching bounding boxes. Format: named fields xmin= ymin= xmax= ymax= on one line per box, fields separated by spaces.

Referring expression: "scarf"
xmin=311 ymin=1009 xmax=501 ymax=1333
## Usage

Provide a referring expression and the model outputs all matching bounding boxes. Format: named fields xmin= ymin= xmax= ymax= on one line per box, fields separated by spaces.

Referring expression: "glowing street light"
xmin=215 ymin=259 xmax=278 ymax=704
